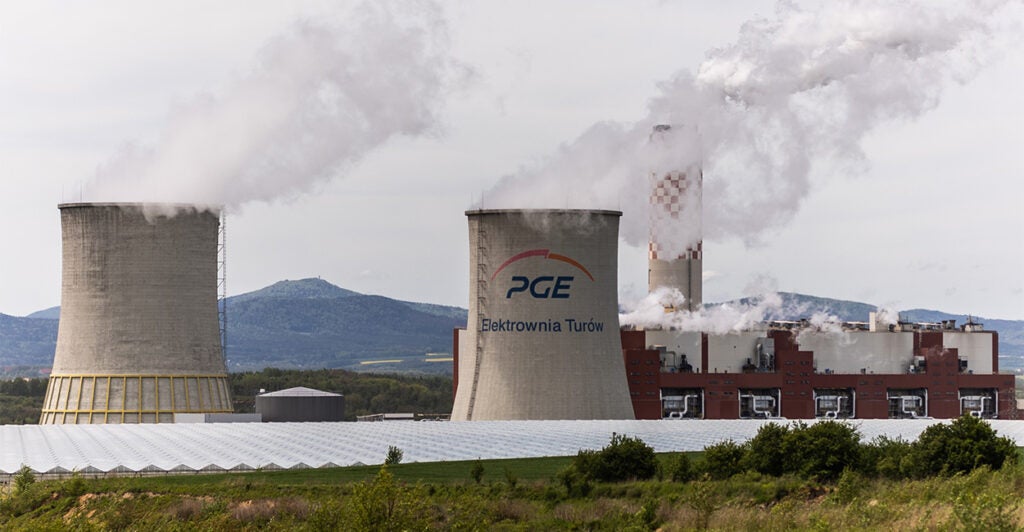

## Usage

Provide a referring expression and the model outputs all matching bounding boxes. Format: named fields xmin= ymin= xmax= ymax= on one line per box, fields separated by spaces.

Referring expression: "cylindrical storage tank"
xmin=451 ymin=209 xmax=634 ymax=420
xmin=40 ymin=203 xmax=232 ymax=424
xmin=256 ymin=387 xmax=345 ymax=422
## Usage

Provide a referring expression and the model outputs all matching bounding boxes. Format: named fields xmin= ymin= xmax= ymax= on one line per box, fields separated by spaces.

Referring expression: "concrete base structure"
xmin=41 ymin=375 xmax=231 ymax=424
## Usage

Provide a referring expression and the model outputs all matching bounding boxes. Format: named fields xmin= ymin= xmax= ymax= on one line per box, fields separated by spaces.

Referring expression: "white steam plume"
xmin=794 ymin=311 xmax=854 ymax=347
xmin=620 ymin=286 xmax=783 ymax=334
xmin=874 ymin=306 xmax=901 ymax=326
xmin=482 ymin=0 xmax=1016 ymax=259
xmin=85 ymin=1 xmax=464 ymax=211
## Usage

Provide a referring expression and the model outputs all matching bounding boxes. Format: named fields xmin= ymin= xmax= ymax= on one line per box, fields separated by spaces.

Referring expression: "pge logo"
xmin=490 ymin=249 xmax=594 ymax=299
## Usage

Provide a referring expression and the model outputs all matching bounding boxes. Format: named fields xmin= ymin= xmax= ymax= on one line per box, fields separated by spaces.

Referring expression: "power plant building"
xmin=624 ymin=318 xmax=1012 ymax=420
xmin=451 ymin=209 xmax=635 ymax=421
xmin=453 ymin=140 xmax=1016 ymax=420
xmin=625 ymin=137 xmax=1016 ymax=420
xmin=40 ymin=203 xmax=232 ymax=424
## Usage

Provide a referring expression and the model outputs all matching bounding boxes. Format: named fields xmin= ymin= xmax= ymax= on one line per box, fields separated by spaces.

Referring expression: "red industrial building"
xmin=621 ymin=322 xmax=1017 ymax=420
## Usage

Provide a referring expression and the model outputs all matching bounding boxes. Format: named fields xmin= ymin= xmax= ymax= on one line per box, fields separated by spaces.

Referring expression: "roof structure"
xmin=3 ymin=419 xmax=1024 ymax=477
xmin=258 ymin=387 xmax=341 ymax=397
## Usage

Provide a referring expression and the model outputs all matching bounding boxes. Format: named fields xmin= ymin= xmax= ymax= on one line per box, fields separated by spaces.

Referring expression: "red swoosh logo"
xmin=489 ymin=249 xmax=595 ymax=281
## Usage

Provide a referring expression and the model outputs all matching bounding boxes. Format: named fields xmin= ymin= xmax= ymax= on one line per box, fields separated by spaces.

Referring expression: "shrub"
xmin=556 ymin=466 xmax=593 ymax=498
xmin=470 ymin=459 xmax=485 ymax=484
xmin=860 ymin=435 xmax=912 ymax=479
xmin=903 ymin=415 xmax=1018 ymax=478
xmin=346 ymin=465 xmax=427 ymax=531
xmin=667 ymin=453 xmax=694 ymax=482
xmin=742 ymin=422 xmax=790 ymax=476
xmin=685 ymin=480 xmax=721 ymax=530
xmin=830 ymin=468 xmax=867 ymax=504
xmin=384 ymin=445 xmax=403 ymax=466
xmin=570 ymin=434 xmax=658 ymax=482
xmin=700 ymin=440 xmax=747 ymax=480
xmin=785 ymin=420 xmax=862 ymax=481
xmin=13 ymin=465 xmax=35 ymax=494
xmin=952 ymin=488 xmax=1020 ymax=532
xmin=61 ymin=472 xmax=88 ymax=498
xmin=503 ymin=467 xmax=518 ymax=488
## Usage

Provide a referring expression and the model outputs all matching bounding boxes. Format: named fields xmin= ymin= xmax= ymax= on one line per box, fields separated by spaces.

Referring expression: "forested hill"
xmin=0 ymin=369 xmax=453 ymax=424
xmin=223 ymin=279 xmax=465 ymax=372
xmin=1 ymin=280 xmax=1020 ymax=377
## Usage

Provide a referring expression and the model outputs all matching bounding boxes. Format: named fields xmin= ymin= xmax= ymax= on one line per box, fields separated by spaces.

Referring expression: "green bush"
xmin=953 ymin=487 xmax=1020 ymax=532
xmin=13 ymin=466 xmax=35 ymax=494
xmin=345 ymin=465 xmax=428 ymax=531
xmin=784 ymin=421 xmax=861 ymax=481
xmin=742 ymin=422 xmax=791 ymax=476
xmin=903 ymin=415 xmax=1018 ymax=478
xmin=667 ymin=453 xmax=694 ymax=482
xmin=384 ymin=445 xmax=403 ymax=466
xmin=470 ymin=459 xmax=485 ymax=484
xmin=570 ymin=434 xmax=658 ymax=483
xmin=830 ymin=468 xmax=868 ymax=504
xmin=556 ymin=466 xmax=592 ymax=498
xmin=700 ymin=440 xmax=747 ymax=480
xmin=860 ymin=436 xmax=912 ymax=479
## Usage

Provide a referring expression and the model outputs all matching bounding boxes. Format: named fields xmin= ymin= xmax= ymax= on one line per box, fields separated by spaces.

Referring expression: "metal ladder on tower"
xmin=217 ymin=210 xmax=228 ymax=364
xmin=465 ymin=225 xmax=488 ymax=420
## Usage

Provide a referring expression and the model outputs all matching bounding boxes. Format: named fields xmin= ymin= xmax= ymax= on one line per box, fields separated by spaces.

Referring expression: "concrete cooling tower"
xmin=451 ymin=209 xmax=634 ymax=421
xmin=40 ymin=203 xmax=232 ymax=424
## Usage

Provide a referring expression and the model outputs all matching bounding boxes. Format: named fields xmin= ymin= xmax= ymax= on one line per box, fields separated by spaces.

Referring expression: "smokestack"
xmin=40 ymin=203 xmax=232 ymax=424
xmin=648 ymin=125 xmax=702 ymax=311
xmin=451 ymin=209 xmax=634 ymax=421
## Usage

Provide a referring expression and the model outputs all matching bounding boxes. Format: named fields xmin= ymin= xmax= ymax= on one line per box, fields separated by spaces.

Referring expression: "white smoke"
xmin=794 ymin=311 xmax=854 ymax=346
xmin=85 ymin=0 xmax=465 ymax=211
xmin=482 ymin=0 xmax=1016 ymax=259
xmin=874 ymin=306 xmax=901 ymax=326
xmin=620 ymin=286 xmax=784 ymax=334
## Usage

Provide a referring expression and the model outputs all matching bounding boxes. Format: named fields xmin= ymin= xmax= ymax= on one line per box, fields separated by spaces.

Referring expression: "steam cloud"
xmin=619 ymin=285 xmax=913 ymax=339
xmin=619 ymin=286 xmax=783 ymax=334
xmin=482 ymin=0 xmax=1015 ymax=259
xmin=85 ymin=0 xmax=463 ymax=212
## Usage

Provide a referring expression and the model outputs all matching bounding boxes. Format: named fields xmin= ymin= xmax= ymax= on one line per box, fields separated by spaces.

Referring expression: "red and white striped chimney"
xmin=648 ymin=124 xmax=702 ymax=311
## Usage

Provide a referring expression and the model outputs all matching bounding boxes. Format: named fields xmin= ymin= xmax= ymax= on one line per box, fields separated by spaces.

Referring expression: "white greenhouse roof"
xmin=4 ymin=419 xmax=1024 ymax=477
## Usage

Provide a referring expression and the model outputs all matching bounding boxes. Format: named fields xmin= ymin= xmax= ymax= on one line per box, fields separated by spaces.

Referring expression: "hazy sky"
xmin=1 ymin=1 xmax=1021 ymax=319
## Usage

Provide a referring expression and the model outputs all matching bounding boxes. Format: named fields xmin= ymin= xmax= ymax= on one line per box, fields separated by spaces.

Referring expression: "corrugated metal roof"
xmin=2 ymin=419 xmax=1024 ymax=476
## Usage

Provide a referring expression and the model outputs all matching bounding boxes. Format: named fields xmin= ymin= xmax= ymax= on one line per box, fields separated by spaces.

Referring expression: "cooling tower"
xmin=648 ymin=126 xmax=702 ymax=310
xmin=40 ymin=203 xmax=232 ymax=424
xmin=451 ymin=209 xmax=634 ymax=421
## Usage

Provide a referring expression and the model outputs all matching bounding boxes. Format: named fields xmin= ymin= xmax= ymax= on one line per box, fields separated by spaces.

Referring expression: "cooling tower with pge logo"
xmin=451 ymin=209 xmax=634 ymax=421
xmin=40 ymin=203 xmax=232 ymax=424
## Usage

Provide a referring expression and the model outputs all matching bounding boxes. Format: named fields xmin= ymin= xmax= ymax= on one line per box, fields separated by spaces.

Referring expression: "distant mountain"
xmin=1 ymin=284 xmax=1020 ymax=376
xmin=730 ymin=293 xmax=877 ymax=322
xmin=0 ymin=313 xmax=57 ymax=366
xmin=25 ymin=306 xmax=60 ymax=320
xmin=229 ymin=278 xmax=360 ymax=303
xmin=222 ymin=279 xmax=467 ymax=371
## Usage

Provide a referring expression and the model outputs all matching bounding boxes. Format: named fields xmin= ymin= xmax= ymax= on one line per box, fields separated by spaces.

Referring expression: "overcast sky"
xmin=1 ymin=1 xmax=1021 ymax=320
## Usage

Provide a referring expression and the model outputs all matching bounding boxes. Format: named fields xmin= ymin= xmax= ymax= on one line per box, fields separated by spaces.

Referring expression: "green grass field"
xmin=3 ymin=451 xmax=1022 ymax=531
